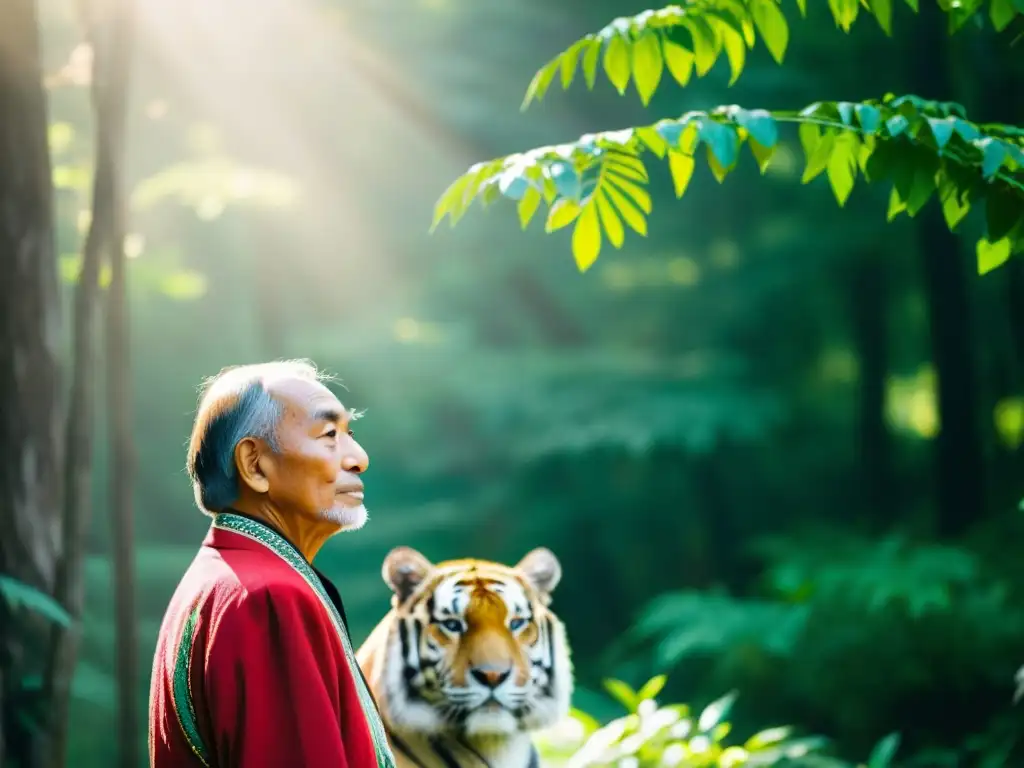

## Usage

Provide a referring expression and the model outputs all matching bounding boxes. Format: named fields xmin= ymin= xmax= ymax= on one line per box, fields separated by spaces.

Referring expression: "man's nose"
xmin=341 ymin=438 xmax=369 ymax=474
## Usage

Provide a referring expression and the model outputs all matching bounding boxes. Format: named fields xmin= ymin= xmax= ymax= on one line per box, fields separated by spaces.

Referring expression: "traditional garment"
xmin=148 ymin=512 xmax=396 ymax=768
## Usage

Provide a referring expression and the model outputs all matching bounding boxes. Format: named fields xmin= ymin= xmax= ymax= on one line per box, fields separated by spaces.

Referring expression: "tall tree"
xmin=43 ymin=0 xmax=137 ymax=761
xmin=907 ymin=1 xmax=985 ymax=538
xmin=103 ymin=0 xmax=139 ymax=756
xmin=0 ymin=0 xmax=63 ymax=764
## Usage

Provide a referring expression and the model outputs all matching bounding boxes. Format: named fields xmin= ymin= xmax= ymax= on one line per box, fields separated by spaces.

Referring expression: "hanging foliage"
xmin=432 ymin=0 xmax=1024 ymax=274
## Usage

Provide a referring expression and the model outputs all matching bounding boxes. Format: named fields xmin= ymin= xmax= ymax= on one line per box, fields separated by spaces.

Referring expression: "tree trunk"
xmin=43 ymin=75 xmax=109 ymax=768
xmin=849 ymin=253 xmax=893 ymax=529
xmin=44 ymin=0 xmax=137 ymax=762
xmin=105 ymin=42 xmax=138 ymax=767
xmin=907 ymin=3 xmax=986 ymax=538
xmin=108 ymin=188 xmax=139 ymax=768
xmin=0 ymin=0 xmax=62 ymax=765
xmin=100 ymin=0 xmax=138 ymax=763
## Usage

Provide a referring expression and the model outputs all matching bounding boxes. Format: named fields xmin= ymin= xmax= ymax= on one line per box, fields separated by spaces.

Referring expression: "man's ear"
xmin=383 ymin=547 xmax=434 ymax=605
xmin=234 ymin=437 xmax=270 ymax=494
xmin=516 ymin=548 xmax=561 ymax=603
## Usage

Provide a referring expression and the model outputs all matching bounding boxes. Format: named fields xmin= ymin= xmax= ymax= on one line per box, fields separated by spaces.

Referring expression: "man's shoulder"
xmin=200 ymin=546 xmax=319 ymax=606
xmin=166 ymin=546 xmax=319 ymax=629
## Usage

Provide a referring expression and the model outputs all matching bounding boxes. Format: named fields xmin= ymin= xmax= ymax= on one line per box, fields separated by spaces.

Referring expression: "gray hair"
xmin=186 ymin=359 xmax=326 ymax=514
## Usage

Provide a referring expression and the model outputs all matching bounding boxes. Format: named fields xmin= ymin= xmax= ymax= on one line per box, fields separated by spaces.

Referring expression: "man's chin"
xmin=320 ymin=503 xmax=368 ymax=533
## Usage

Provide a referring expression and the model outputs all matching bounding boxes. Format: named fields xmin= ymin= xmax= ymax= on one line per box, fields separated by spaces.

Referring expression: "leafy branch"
xmin=522 ymin=0 xmax=1023 ymax=110
xmin=432 ymin=95 xmax=1024 ymax=274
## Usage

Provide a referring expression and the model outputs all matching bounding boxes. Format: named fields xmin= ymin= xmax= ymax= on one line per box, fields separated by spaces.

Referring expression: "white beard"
xmin=320 ymin=503 xmax=368 ymax=532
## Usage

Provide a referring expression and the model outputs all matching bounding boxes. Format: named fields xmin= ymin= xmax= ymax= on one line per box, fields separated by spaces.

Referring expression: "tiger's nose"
xmin=470 ymin=664 xmax=511 ymax=689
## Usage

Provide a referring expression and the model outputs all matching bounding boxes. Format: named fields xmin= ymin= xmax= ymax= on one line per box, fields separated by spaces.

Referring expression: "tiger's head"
xmin=360 ymin=546 xmax=573 ymax=740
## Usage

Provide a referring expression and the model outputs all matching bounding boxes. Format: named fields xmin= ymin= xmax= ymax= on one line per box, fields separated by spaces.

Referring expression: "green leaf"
xmin=748 ymin=139 xmax=775 ymax=173
xmin=637 ymin=675 xmax=668 ymax=702
xmin=735 ymin=108 xmax=778 ymax=148
xmin=636 ymin=126 xmax=668 ymax=158
xmin=751 ymin=0 xmax=789 ymax=64
xmin=706 ymin=144 xmax=730 ymax=182
xmin=603 ymin=678 xmax=639 ymax=710
xmin=799 ymin=122 xmax=820 ymax=158
xmin=606 ymin=160 xmax=647 ymax=185
xmin=0 ymin=576 xmax=70 ymax=626
xmin=991 ymin=0 xmax=1016 ymax=31
xmin=829 ymin=0 xmax=860 ymax=30
xmin=745 ymin=726 xmax=793 ymax=751
xmin=802 ymin=130 xmax=836 ymax=183
xmin=668 ymin=150 xmax=695 ymax=197
xmin=597 ymin=190 xmax=625 ymax=248
xmin=827 ymin=132 xmax=859 ymax=205
xmin=431 ymin=174 xmax=471 ymax=230
xmin=855 ymin=103 xmax=882 ymax=134
xmin=522 ymin=60 xmax=559 ymax=110
xmin=559 ymin=39 xmax=584 ymax=89
xmin=952 ymin=118 xmax=981 ymax=142
xmin=607 ymin=174 xmax=653 ymax=214
xmin=662 ymin=40 xmax=694 ymax=86
xmin=867 ymin=732 xmax=901 ymax=768
xmin=905 ymin=163 xmax=937 ymax=216
xmin=545 ymin=199 xmax=582 ymax=232
xmin=683 ymin=17 xmax=719 ymax=76
xmin=572 ymin=202 xmax=602 ymax=272
xmin=698 ymin=691 xmax=738 ymax=732
xmin=603 ymin=34 xmax=631 ymax=94
xmin=886 ymin=185 xmax=907 ymax=221
xmin=582 ymin=39 xmax=602 ymax=89
xmin=517 ymin=187 xmax=541 ymax=229
xmin=978 ymin=237 xmax=1013 ymax=274
xmin=979 ymin=138 xmax=1007 ymax=179
xmin=720 ymin=24 xmax=747 ymax=86
xmin=700 ymin=120 xmax=739 ymax=170
xmin=632 ymin=32 xmax=664 ymax=106
xmin=927 ymin=117 xmax=956 ymax=149
xmin=939 ymin=180 xmax=970 ymax=231
xmin=869 ymin=0 xmax=894 ymax=33
xmin=603 ymin=181 xmax=648 ymax=235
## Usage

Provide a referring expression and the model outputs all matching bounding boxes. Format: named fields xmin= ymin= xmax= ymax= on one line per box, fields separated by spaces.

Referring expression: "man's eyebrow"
xmin=311 ymin=407 xmax=346 ymax=424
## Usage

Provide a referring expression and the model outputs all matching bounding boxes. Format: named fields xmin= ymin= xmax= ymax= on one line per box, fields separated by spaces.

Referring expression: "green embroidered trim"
xmin=173 ymin=602 xmax=210 ymax=767
xmin=213 ymin=513 xmax=397 ymax=768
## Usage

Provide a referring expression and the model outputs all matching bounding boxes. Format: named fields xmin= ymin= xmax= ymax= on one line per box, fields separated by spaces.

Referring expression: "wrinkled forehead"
xmin=430 ymin=568 xmax=532 ymax=618
xmin=268 ymin=377 xmax=348 ymax=422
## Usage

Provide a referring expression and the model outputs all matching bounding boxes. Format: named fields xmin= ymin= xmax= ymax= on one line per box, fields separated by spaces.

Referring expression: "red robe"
xmin=148 ymin=512 xmax=396 ymax=768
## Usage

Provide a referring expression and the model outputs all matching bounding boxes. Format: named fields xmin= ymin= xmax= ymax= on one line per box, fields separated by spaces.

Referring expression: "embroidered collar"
xmin=212 ymin=512 xmax=397 ymax=768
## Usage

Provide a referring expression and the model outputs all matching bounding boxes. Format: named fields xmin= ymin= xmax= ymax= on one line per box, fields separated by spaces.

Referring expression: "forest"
xmin=2 ymin=0 xmax=1024 ymax=766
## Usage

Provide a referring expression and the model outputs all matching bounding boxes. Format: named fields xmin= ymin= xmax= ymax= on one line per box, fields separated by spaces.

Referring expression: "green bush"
xmin=534 ymin=675 xmax=889 ymax=768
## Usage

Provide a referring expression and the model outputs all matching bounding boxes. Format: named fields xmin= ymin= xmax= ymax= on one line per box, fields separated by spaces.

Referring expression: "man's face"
xmin=262 ymin=376 xmax=370 ymax=532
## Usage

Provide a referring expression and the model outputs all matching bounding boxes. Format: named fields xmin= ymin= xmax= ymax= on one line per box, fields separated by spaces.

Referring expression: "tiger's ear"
xmin=383 ymin=546 xmax=434 ymax=605
xmin=516 ymin=547 xmax=561 ymax=602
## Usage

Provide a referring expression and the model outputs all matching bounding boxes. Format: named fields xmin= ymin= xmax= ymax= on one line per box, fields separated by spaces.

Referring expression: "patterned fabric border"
xmin=213 ymin=513 xmax=397 ymax=768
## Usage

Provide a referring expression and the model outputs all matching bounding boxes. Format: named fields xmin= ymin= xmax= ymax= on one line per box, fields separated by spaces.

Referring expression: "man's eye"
xmin=323 ymin=429 xmax=337 ymax=439
xmin=440 ymin=619 xmax=463 ymax=633
xmin=509 ymin=618 xmax=527 ymax=632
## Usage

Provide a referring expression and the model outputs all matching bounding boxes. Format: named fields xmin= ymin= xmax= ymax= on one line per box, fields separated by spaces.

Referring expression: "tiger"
xmin=356 ymin=546 xmax=573 ymax=768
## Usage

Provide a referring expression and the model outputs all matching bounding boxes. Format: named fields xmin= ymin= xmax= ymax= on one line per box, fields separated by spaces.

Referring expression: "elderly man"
xmin=148 ymin=360 xmax=396 ymax=768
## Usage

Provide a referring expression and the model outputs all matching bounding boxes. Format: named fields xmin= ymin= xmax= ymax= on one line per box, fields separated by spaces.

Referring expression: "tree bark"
xmin=849 ymin=253 xmax=893 ymax=529
xmin=105 ymin=23 xmax=139 ymax=762
xmin=44 ymin=0 xmax=136 ymax=762
xmin=907 ymin=3 xmax=986 ymax=538
xmin=0 ymin=0 xmax=62 ymax=765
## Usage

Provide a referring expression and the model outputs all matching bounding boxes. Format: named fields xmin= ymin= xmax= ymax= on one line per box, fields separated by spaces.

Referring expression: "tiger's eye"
xmin=441 ymin=619 xmax=464 ymax=633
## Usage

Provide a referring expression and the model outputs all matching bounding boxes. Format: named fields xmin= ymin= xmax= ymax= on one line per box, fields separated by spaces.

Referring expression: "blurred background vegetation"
xmin=3 ymin=0 xmax=1024 ymax=765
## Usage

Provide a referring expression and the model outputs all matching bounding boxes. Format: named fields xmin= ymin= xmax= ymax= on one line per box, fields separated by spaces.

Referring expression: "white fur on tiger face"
xmin=357 ymin=547 xmax=573 ymax=741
